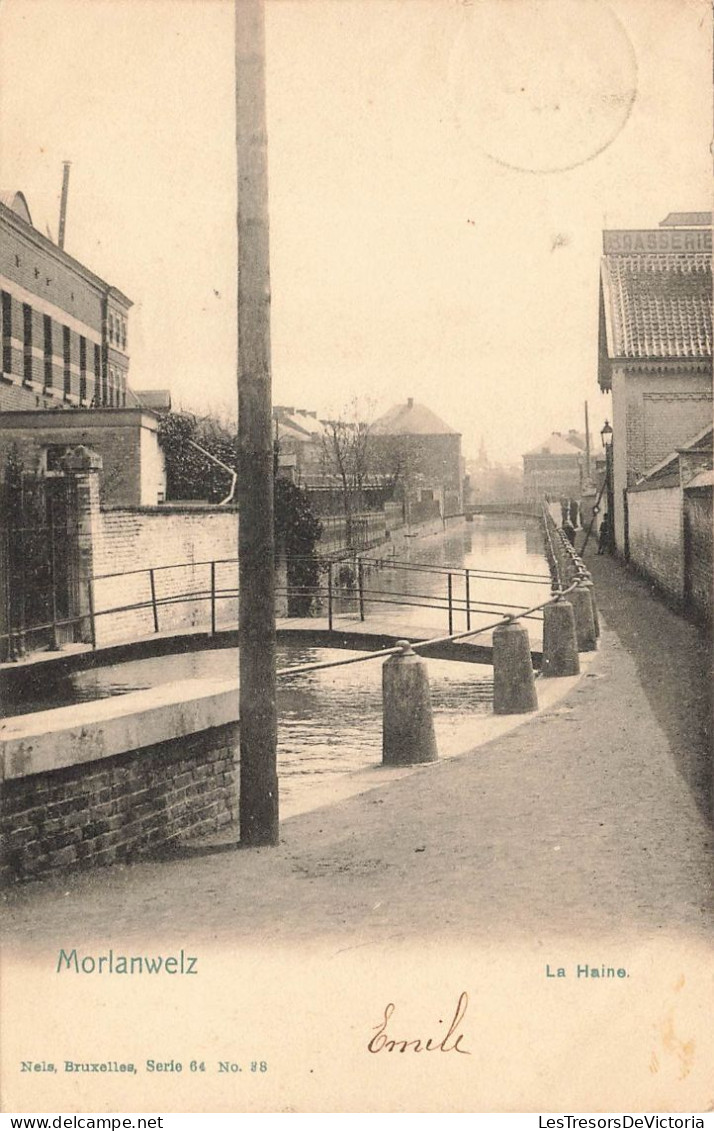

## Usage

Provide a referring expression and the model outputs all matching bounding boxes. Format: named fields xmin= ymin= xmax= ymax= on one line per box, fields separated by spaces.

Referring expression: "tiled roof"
xmin=0 ymin=189 xmax=32 ymax=225
xmin=273 ymin=409 xmax=326 ymax=437
xmin=276 ymin=419 xmax=317 ymax=444
xmin=659 ymin=212 xmax=712 ymax=228
xmin=523 ymin=432 xmax=585 ymax=458
xmin=600 ymin=253 xmax=712 ymax=361
xmin=371 ymin=401 xmax=458 ymax=436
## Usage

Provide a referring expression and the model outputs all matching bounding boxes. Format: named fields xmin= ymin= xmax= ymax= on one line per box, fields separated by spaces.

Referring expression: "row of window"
xmin=109 ymin=310 xmax=127 ymax=350
xmin=1 ymin=292 xmax=127 ymax=407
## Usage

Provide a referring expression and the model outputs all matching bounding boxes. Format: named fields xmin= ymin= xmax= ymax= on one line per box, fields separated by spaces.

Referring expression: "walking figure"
xmin=597 ymin=513 xmax=610 ymax=555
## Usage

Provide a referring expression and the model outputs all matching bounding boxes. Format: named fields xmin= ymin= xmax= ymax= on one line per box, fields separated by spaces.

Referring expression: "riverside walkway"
xmin=2 ymin=545 xmax=711 ymax=949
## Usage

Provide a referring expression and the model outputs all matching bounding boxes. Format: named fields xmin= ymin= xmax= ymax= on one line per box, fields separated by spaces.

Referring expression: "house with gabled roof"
xmin=597 ymin=215 xmax=713 ymax=553
xmin=369 ymin=397 xmax=463 ymax=517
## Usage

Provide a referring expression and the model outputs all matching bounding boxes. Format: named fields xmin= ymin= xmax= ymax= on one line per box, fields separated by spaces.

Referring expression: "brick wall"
xmin=1 ymin=678 xmax=239 ymax=884
xmin=0 ymin=220 xmax=104 ymax=333
xmin=684 ymin=487 xmax=712 ymax=623
xmin=523 ymin=456 xmax=582 ymax=499
xmin=93 ymin=506 xmax=239 ymax=645
xmin=627 ymin=483 xmax=683 ymax=601
xmin=1 ymin=724 xmax=237 ymax=885
xmin=0 ymin=410 xmax=164 ymax=506
xmin=0 ymin=380 xmax=55 ymax=410
xmin=622 ymin=371 xmax=712 ymax=484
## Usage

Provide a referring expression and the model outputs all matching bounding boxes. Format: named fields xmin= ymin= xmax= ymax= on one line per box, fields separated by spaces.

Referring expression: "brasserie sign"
xmin=603 ymin=229 xmax=711 ymax=254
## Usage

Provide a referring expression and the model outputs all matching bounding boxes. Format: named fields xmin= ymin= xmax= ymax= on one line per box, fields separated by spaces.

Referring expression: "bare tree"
xmin=374 ymin=433 xmax=422 ymax=501
xmin=321 ymin=398 xmax=374 ymax=551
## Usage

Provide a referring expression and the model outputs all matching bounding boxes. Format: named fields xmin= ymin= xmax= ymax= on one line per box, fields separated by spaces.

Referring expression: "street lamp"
xmin=600 ymin=420 xmax=614 ymax=553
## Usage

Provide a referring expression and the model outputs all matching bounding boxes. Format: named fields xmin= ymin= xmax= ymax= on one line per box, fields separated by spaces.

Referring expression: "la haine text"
xmin=545 ymin=964 xmax=628 ymax=978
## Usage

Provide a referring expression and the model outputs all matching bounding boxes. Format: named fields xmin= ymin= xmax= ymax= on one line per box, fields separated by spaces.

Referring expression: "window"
xmin=23 ymin=304 xmax=33 ymax=383
xmin=63 ymin=326 xmax=71 ymax=397
xmin=93 ymin=343 xmax=101 ymax=405
xmin=44 ymin=315 xmax=52 ymax=388
xmin=2 ymin=292 xmax=12 ymax=374
xmin=79 ymin=336 xmax=87 ymax=402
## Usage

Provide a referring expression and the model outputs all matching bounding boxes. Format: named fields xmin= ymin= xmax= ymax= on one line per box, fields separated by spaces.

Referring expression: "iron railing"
xmin=1 ymin=551 xmax=555 ymax=657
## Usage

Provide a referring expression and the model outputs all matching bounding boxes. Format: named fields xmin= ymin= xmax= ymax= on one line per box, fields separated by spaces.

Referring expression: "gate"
xmin=1 ymin=465 xmax=78 ymax=657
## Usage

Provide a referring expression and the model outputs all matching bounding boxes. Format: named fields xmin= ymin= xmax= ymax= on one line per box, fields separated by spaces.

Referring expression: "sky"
xmin=1 ymin=0 xmax=711 ymax=463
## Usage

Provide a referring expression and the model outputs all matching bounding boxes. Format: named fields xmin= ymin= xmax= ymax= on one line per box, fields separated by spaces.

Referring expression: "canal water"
xmin=349 ymin=513 xmax=551 ymax=642
xmin=2 ymin=516 xmax=548 ymax=811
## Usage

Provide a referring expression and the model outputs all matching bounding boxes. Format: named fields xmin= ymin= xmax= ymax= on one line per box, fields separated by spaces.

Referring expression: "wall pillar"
xmin=62 ymin=445 xmax=103 ymax=644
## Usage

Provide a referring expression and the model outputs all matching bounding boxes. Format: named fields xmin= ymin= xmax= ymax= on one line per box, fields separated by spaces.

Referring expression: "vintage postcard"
xmin=1 ymin=0 xmax=713 ymax=1116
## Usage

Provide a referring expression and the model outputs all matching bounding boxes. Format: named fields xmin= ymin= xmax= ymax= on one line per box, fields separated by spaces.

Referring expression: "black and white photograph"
xmin=0 ymin=0 xmax=712 ymax=1116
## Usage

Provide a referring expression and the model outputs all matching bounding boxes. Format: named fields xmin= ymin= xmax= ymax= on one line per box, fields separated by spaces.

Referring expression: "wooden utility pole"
xmin=236 ymin=0 xmax=279 ymax=846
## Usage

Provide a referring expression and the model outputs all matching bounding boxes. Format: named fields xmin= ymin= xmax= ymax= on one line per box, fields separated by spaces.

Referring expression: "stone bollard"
xmin=542 ymin=600 xmax=580 ymax=677
xmin=570 ymin=583 xmax=597 ymax=652
xmin=492 ymin=619 xmax=538 ymax=714
xmin=581 ymin=575 xmax=600 ymax=638
xmin=382 ymin=640 xmax=438 ymax=765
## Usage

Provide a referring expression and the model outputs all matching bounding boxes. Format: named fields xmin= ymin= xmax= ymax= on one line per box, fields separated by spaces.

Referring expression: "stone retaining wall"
xmin=1 ymin=678 xmax=239 ymax=885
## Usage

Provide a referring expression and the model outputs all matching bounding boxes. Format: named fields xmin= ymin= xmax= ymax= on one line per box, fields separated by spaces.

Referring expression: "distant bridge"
xmin=449 ymin=502 xmax=541 ymax=519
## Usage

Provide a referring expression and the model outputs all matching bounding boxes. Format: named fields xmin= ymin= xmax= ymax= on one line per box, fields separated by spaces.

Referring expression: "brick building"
xmin=522 ymin=430 xmax=591 ymax=500
xmin=0 ymin=408 xmax=166 ymax=507
xmin=273 ymin=406 xmax=327 ymax=484
xmin=597 ymin=215 xmax=713 ymax=552
xmin=369 ymin=398 xmax=463 ymax=516
xmin=0 ymin=188 xmax=167 ymax=505
xmin=1 ymin=189 xmax=131 ymax=411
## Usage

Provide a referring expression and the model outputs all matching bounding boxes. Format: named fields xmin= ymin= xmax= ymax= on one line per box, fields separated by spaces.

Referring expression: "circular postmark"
xmin=447 ymin=0 xmax=638 ymax=174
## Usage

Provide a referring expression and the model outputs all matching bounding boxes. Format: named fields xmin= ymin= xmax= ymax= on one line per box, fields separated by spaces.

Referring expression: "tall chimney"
xmin=58 ymin=161 xmax=71 ymax=250
xmin=584 ymin=400 xmax=591 ymax=479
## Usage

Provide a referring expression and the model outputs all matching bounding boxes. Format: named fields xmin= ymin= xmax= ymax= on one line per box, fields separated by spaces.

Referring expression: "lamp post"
xmin=600 ymin=419 xmax=614 ymax=554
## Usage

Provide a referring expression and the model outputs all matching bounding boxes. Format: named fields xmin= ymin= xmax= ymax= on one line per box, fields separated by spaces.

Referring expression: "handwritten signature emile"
xmin=367 ymin=991 xmax=471 ymax=1054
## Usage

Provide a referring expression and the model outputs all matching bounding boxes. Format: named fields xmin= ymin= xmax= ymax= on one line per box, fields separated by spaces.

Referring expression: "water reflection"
xmin=357 ymin=516 xmax=550 ymax=639
xmin=3 ymin=643 xmax=494 ymax=805
xmin=2 ymin=517 xmax=546 ymax=803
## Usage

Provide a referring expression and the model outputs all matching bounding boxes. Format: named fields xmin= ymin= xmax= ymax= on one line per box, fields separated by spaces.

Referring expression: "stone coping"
xmin=0 ymin=678 xmax=238 ymax=783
